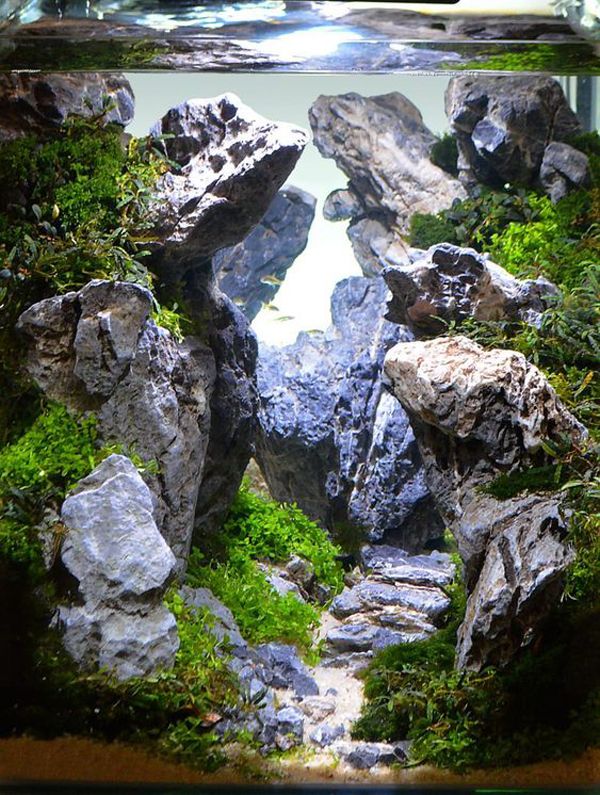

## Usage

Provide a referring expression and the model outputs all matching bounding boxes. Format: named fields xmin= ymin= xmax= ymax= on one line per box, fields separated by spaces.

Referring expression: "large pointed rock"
xmin=149 ymin=93 xmax=308 ymax=276
xmin=309 ymin=91 xmax=466 ymax=275
xmin=256 ymin=276 xmax=443 ymax=550
xmin=384 ymin=335 xmax=586 ymax=669
xmin=58 ymin=455 xmax=178 ymax=679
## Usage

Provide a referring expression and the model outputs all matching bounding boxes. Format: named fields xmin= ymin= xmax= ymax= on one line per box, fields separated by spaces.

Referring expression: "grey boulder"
xmin=255 ymin=643 xmax=319 ymax=697
xmin=256 ymin=275 xmax=443 ymax=550
xmin=58 ymin=455 xmax=178 ymax=679
xmin=17 ymin=280 xmax=214 ymax=568
xmin=384 ymin=335 xmax=586 ymax=669
xmin=446 ymin=75 xmax=582 ymax=191
xmin=539 ymin=141 xmax=591 ymax=204
xmin=0 ymin=72 xmax=134 ymax=141
xmin=384 ymin=243 xmax=559 ymax=336
xmin=149 ymin=93 xmax=308 ymax=276
xmin=213 ymin=186 xmax=316 ymax=321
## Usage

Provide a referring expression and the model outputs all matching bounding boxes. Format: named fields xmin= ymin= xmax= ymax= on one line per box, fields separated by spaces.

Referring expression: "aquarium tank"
xmin=0 ymin=0 xmax=599 ymax=788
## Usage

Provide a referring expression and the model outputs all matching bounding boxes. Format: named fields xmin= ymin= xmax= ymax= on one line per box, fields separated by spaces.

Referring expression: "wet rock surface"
xmin=0 ymin=72 xmax=134 ymax=141
xmin=58 ymin=455 xmax=178 ymax=679
xmin=385 ymin=336 xmax=586 ymax=669
xmin=256 ymin=276 xmax=443 ymax=550
xmin=446 ymin=76 xmax=584 ymax=194
xmin=213 ymin=186 xmax=316 ymax=321
xmin=384 ymin=243 xmax=559 ymax=336
xmin=148 ymin=93 xmax=307 ymax=276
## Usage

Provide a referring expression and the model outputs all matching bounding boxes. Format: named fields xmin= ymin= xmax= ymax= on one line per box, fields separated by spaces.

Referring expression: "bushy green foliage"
xmin=185 ymin=485 xmax=344 ymax=655
xmin=187 ymin=549 xmax=320 ymax=652
xmin=430 ymin=133 xmax=459 ymax=178
xmin=409 ymin=213 xmax=456 ymax=250
xmin=0 ymin=404 xmax=101 ymax=575
xmin=220 ymin=484 xmax=344 ymax=591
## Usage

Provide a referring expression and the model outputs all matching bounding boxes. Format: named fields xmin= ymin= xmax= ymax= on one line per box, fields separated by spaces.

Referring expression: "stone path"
xmin=183 ymin=544 xmax=456 ymax=769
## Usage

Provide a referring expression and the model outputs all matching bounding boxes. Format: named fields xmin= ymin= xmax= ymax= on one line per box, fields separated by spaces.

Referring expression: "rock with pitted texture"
xmin=0 ymin=72 xmax=134 ymax=141
xmin=539 ymin=142 xmax=591 ymax=204
xmin=384 ymin=243 xmax=559 ymax=336
xmin=445 ymin=75 xmax=583 ymax=192
xmin=384 ymin=335 xmax=586 ymax=669
xmin=256 ymin=275 xmax=443 ymax=550
xmin=58 ymin=455 xmax=178 ymax=679
xmin=309 ymin=91 xmax=466 ymax=276
xmin=213 ymin=186 xmax=316 ymax=321
xmin=17 ymin=280 xmax=214 ymax=568
xmin=148 ymin=93 xmax=307 ymax=276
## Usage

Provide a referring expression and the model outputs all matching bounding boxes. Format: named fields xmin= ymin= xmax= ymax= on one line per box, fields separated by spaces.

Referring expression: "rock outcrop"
xmin=384 ymin=336 xmax=586 ymax=669
xmin=445 ymin=76 xmax=587 ymax=197
xmin=325 ymin=545 xmax=455 ymax=672
xmin=17 ymin=280 xmax=214 ymax=567
xmin=384 ymin=243 xmax=559 ymax=336
xmin=256 ymin=276 xmax=444 ymax=550
xmin=148 ymin=93 xmax=308 ymax=276
xmin=57 ymin=455 xmax=178 ymax=679
xmin=213 ymin=186 xmax=316 ymax=321
xmin=0 ymin=72 xmax=134 ymax=141
xmin=539 ymin=141 xmax=591 ymax=204
xmin=309 ymin=91 xmax=466 ymax=275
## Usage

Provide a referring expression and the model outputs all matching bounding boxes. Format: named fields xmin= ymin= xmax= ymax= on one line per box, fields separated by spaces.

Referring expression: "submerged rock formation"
xmin=256 ymin=276 xmax=443 ymax=550
xmin=446 ymin=75 xmax=589 ymax=197
xmin=384 ymin=336 xmax=586 ymax=669
xmin=148 ymin=93 xmax=308 ymax=276
xmin=384 ymin=243 xmax=559 ymax=336
xmin=213 ymin=186 xmax=316 ymax=321
xmin=58 ymin=455 xmax=179 ymax=679
xmin=17 ymin=280 xmax=214 ymax=568
xmin=0 ymin=72 xmax=134 ymax=141
xmin=309 ymin=91 xmax=466 ymax=276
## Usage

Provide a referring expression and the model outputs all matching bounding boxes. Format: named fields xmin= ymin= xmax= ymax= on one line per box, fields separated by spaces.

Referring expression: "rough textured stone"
xmin=148 ymin=93 xmax=307 ymax=276
xmin=384 ymin=335 xmax=586 ymax=669
xmin=310 ymin=723 xmax=346 ymax=748
xmin=539 ymin=142 xmax=591 ymax=204
xmin=255 ymin=643 xmax=319 ymax=696
xmin=276 ymin=705 xmax=305 ymax=749
xmin=309 ymin=91 xmax=466 ymax=276
xmin=180 ymin=585 xmax=247 ymax=654
xmin=17 ymin=280 xmax=214 ymax=567
xmin=309 ymin=92 xmax=466 ymax=233
xmin=190 ymin=285 xmax=258 ymax=544
xmin=456 ymin=493 xmax=574 ymax=670
xmin=333 ymin=741 xmax=409 ymax=769
xmin=0 ymin=72 xmax=134 ymax=141
xmin=213 ymin=186 xmax=316 ymax=321
xmin=256 ymin=276 xmax=443 ymax=550
xmin=384 ymin=243 xmax=559 ymax=336
xmin=58 ymin=455 xmax=178 ymax=679
xmin=384 ymin=336 xmax=587 ymax=521
xmin=446 ymin=76 xmax=581 ymax=190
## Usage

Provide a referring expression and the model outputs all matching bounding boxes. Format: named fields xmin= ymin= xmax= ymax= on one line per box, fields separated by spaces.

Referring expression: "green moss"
xmin=430 ymin=133 xmax=459 ymax=178
xmin=409 ymin=213 xmax=457 ymax=249
xmin=454 ymin=43 xmax=600 ymax=75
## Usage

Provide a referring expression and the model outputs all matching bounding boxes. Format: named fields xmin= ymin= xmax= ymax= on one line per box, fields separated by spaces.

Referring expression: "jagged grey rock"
xmin=213 ymin=186 xmax=316 ymax=321
xmin=310 ymin=724 xmax=346 ymax=748
xmin=276 ymin=706 xmax=304 ymax=749
xmin=0 ymin=72 xmax=134 ymax=141
xmin=539 ymin=142 xmax=591 ymax=204
xmin=17 ymin=280 xmax=214 ymax=567
xmin=332 ymin=741 xmax=409 ymax=769
xmin=309 ymin=91 xmax=466 ymax=275
xmin=58 ymin=455 xmax=178 ymax=679
xmin=445 ymin=75 xmax=582 ymax=191
xmin=148 ymin=93 xmax=307 ymax=276
xmin=384 ymin=243 xmax=559 ymax=336
xmin=256 ymin=276 xmax=443 ymax=550
xmin=255 ymin=643 xmax=319 ymax=696
xmin=180 ymin=585 xmax=247 ymax=654
xmin=384 ymin=336 xmax=586 ymax=669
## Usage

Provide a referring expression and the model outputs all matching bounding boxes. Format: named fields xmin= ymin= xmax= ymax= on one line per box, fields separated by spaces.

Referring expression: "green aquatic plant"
xmin=430 ymin=133 xmax=459 ymax=178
